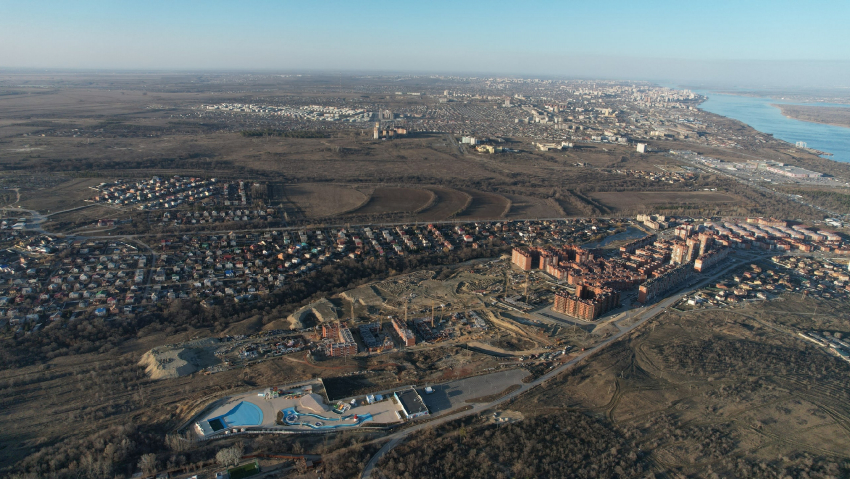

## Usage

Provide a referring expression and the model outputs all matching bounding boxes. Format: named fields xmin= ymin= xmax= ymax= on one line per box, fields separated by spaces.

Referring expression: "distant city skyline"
xmin=2 ymin=0 xmax=849 ymax=88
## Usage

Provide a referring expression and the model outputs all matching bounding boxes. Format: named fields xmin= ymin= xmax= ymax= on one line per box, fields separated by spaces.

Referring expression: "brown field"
xmin=17 ymin=177 xmax=105 ymax=213
xmin=589 ymin=190 xmax=738 ymax=211
xmin=515 ymin=295 xmax=850 ymax=475
xmin=415 ymin=186 xmax=472 ymax=221
xmin=284 ymin=183 xmax=368 ymax=218
xmin=553 ymin=198 xmax=586 ymax=216
xmin=351 ymin=186 xmax=433 ymax=216
xmin=41 ymin=204 xmax=128 ymax=233
xmin=502 ymin=194 xmax=564 ymax=219
xmin=456 ymin=189 xmax=511 ymax=219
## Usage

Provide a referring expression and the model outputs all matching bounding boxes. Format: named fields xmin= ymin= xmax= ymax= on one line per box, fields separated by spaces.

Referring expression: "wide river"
xmin=695 ymin=90 xmax=850 ymax=163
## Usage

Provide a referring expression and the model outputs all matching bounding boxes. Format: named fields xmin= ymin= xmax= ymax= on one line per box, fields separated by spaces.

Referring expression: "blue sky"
xmin=2 ymin=0 xmax=849 ymax=86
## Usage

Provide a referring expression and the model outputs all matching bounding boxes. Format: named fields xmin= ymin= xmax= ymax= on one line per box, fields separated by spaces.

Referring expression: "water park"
xmin=193 ymin=380 xmax=405 ymax=437
xmin=204 ymin=401 xmax=264 ymax=433
xmin=280 ymin=407 xmax=373 ymax=430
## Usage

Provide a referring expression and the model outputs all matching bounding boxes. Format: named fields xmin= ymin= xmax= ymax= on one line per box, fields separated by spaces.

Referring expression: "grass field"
xmin=502 ymin=194 xmax=564 ymax=219
xmin=415 ymin=186 xmax=472 ymax=221
xmin=228 ymin=461 xmax=260 ymax=479
xmin=456 ymin=189 xmax=511 ymax=219
xmin=589 ymin=190 xmax=738 ymax=211
xmin=284 ymin=183 xmax=368 ymax=218
xmin=352 ymin=187 xmax=433 ymax=216
xmin=17 ymin=177 xmax=104 ymax=213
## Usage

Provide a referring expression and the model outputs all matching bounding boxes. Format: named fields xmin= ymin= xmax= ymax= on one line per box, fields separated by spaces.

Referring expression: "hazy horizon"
xmin=2 ymin=0 xmax=849 ymax=89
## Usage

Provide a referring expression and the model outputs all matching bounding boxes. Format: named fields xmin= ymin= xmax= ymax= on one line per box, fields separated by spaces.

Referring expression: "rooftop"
xmin=396 ymin=388 xmax=429 ymax=416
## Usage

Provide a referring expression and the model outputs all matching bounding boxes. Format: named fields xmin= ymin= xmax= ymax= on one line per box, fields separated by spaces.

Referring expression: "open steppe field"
xmin=0 ymin=130 xmax=502 ymax=185
xmin=42 ymin=204 xmax=128 ymax=233
xmin=589 ymin=190 xmax=738 ymax=211
xmin=456 ymin=189 xmax=511 ymax=219
xmin=283 ymin=183 xmax=368 ymax=218
xmin=16 ymin=177 xmax=103 ymax=213
xmin=0 ymin=88 xmax=176 ymax=124
xmin=502 ymin=193 xmax=565 ymax=219
xmin=559 ymin=143 xmax=667 ymax=168
xmin=514 ymin=295 xmax=850 ymax=476
xmin=351 ymin=186 xmax=433 ymax=216
xmin=414 ymin=186 xmax=472 ymax=221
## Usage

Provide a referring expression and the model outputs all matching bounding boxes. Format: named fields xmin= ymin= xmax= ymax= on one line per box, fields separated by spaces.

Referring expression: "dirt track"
xmin=415 ymin=187 xmax=471 ymax=221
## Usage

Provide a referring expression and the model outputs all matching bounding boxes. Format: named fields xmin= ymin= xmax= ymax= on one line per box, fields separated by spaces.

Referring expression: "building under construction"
xmin=372 ymin=121 xmax=408 ymax=140
xmin=359 ymin=322 xmax=394 ymax=354
xmin=321 ymin=322 xmax=358 ymax=358
xmin=553 ymin=283 xmax=620 ymax=321
xmin=391 ymin=316 xmax=416 ymax=347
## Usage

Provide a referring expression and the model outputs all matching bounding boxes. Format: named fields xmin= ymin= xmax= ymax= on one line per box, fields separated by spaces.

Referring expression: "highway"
xmin=360 ymin=254 xmax=745 ymax=478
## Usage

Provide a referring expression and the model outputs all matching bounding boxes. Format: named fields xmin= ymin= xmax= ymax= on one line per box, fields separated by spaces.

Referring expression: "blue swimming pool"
xmin=281 ymin=407 xmax=372 ymax=429
xmin=214 ymin=401 xmax=264 ymax=427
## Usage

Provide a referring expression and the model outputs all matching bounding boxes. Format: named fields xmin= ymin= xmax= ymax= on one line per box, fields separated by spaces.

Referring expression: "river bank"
xmin=695 ymin=90 xmax=850 ymax=163
xmin=771 ymin=103 xmax=850 ymax=129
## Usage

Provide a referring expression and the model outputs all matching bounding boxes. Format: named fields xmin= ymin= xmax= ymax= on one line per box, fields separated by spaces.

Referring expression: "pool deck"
xmin=201 ymin=387 xmax=404 ymax=433
xmin=281 ymin=407 xmax=374 ymax=430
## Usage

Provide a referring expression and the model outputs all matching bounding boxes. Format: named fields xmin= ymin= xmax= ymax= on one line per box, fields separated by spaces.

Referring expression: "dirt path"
xmin=466 ymin=341 xmax=544 ymax=357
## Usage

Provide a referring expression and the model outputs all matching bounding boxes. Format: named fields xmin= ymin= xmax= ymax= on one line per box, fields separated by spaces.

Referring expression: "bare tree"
xmin=138 ymin=453 xmax=158 ymax=476
xmin=165 ymin=433 xmax=190 ymax=453
xmin=216 ymin=445 xmax=243 ymax=468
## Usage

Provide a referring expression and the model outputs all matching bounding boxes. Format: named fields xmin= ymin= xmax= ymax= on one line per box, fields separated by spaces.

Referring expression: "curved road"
xmin=360 ymin=255 xmax=746 ymax=478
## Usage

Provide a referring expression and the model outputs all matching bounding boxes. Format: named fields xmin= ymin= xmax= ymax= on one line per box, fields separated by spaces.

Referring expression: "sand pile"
xmin=139 ymin=338 xmax=221 ymax=379
xmin=286 ymin=298 xmax=339 ymax=329
xmin=340 ymin=285 xmax=385 ymax=306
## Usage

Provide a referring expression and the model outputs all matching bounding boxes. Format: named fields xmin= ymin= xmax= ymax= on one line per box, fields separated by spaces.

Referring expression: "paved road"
xmin=359 ymin=255 xmax=745 ymax=478
xmin=45 ymin=203 xmax=101 ymax=218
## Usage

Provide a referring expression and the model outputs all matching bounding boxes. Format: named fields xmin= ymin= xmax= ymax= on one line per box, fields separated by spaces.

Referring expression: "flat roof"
xmin=396 ymin=388 xmax=428 ymax=416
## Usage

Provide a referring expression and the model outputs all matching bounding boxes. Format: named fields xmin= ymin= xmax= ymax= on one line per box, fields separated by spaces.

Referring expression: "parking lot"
xmin=421 ymin=369 xmax=529 ymax=414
